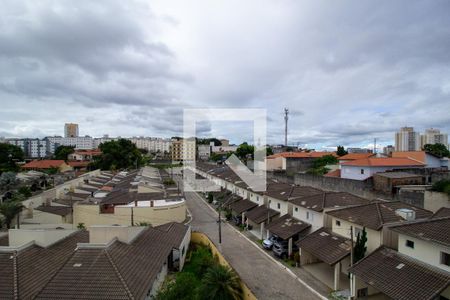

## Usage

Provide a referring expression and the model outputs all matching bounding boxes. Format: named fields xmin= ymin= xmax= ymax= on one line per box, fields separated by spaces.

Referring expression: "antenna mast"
xmin=284 ymin=108 xmax=289 ymax=146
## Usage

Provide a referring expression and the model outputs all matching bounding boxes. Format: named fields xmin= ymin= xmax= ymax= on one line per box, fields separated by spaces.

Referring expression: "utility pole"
xmin=350 ymin=226 xmax=354 ymax=266
xmin=374 ymin=138 xmax=377 ymax=154
xmin=16 ymin=212 xmax=20 ymax=229
xmin=131 ymin=207 xmax=134 ymax=226
xmin=284 ymin=108 xmax=289 ymax=146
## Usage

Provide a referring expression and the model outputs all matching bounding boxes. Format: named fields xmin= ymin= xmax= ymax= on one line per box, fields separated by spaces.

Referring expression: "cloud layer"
xmin=1 ymin=0 xmax=449 ymax=148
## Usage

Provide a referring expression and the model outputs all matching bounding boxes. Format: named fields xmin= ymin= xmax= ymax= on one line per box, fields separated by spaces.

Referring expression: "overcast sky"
xmin=1 ymin=0 xmax=450 ymax=149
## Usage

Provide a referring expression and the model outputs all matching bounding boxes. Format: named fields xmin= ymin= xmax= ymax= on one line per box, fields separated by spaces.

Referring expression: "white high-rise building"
xmin=395 ymin=127 xmax=420 ymax=151
xmin=421 ymin=128 xmax=448 ymax=148
xmin=128 ymin=137 xmax=172 ymax=153
xmin=47 ymin=136 xmax=94 ymax=150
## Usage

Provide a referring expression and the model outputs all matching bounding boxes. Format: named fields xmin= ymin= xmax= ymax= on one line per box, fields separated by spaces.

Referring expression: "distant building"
xmin=171 ymin=138 xmax=196 ymax=162
xmin=346 ymin=148 xmax=373 ymax=154
xmin=128 ymin=137 xmax=171 ymax=153
xmin=395 ymin=127 xmax=420 ymax=151
xmin=266 ymin=151 xmax=338 ymax=173
xmin=7 ymin=138 xmax=52 ymax=158
xmin=21 ymin=159 xmax=73 ymax=172
xmin=220 ymin=139 xmax=230 ymax=146
xmin=383 ymin=145 xmax=395 ymax=156
xmin=64 ymin=123 xmax=79 ymax=138
xmin=421 ymin=128 xmax=448 ymax=148
xmin=198 ymin=144 xmax=211 ymax=160
xmin=47 ymin=136 xmax=94 ymax=150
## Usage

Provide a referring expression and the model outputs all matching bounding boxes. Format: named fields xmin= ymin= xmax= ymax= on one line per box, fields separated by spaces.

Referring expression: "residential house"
xmin=337 ymin=153 xmax=375 ymax=164
xmin=266 ymin=151 xmax=338 ymax=173
xmin=340 ymin=157 xmax=425 ymax=180
xmin=373 ymin=171 xmax=423 ymax=195
xmin=349 ymin=217 xmax=450 ymax=299
xmin=0 ymin=223 xmax=190 ymax=299
xmin=21 ymin=160 xmax=73 ymax=173
xmin=392 ymin=150 xmax=448 ymax=169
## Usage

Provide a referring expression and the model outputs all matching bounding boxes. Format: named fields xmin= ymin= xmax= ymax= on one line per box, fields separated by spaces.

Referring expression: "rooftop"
xmin=22 ymin=160 xmax=67 ymax=169
xmin=230 ymin=199 xmax=258 ymax=214
xmin=341 ymin=157 xmax=425 ymax=167
xmin=245 ymin=205 xmax=279 ymax=224
xmin=390 ymin=217 xmax=450 ymax=247
xmin=290 ymin=192 xmax=370 ymax=212
xmin=374 ymin=171 xmax=423 ymax=179
xmin=348 ymin=247 xmax=450 ymax=300
xmin=267 ymin=151 xmax=337 ymax=159
xmin=326 ymin=201 xmax=433 ymax=230
xmin=338 ymin=153 xmax=375 ymax=161
xmin=296 ymin=227 xmax=351 ymax=265
xmin=266 ymin=214 xmax=310 ymax=240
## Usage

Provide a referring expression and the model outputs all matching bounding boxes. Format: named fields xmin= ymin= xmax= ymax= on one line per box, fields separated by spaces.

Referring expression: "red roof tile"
xmin=267 ymin=151 xmax=337 ymax=159
xmin=341 ymin=157 xmax=425 ymax=167
xmin=338 ymin=153 xmax=375 ymax=161
xmin=22 ymin=160 xmax=67 ymax=169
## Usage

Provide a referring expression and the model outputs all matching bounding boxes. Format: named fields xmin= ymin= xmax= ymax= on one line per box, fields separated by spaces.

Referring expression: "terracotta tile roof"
xmin=326 ymin=201 xmax=433 ymax=230
xmin=296 ymin=228 xmax=351 ymax=265
xmin=391 ymin=151 xmax=429 ymax=163
xmin=338 ymin=153 xmax=375 ymax=161
xmin=390 ymin=217 xmax=450 ymax=247
xmin=432 ymin=207 xmax=450 ymax=219
xmin=73 ymin=149 xmax=102 ymax=156
xmin=324 ymin=169 xmax=340 ymax=177
xmin=341 ymin=157 xmax=425 ymax=167
xmin=348 ymin=247 xmax=450 ymax=300
xmin=290 ymin=192 xmax=370 ymax=212
xmin=35 ymin=205 xmax=72 ymax=216
xmin=245 ymin=205 xmax=279 ymax=224
xmin=22 ymin=160 xmax=66 ymax=169
xmin=230 ymin=199 xmax=258 ymax=214
xmin=267 ymin=151 xmax=337 ymax=159
xmin=266 ymin=214 xmax=310 ymax=240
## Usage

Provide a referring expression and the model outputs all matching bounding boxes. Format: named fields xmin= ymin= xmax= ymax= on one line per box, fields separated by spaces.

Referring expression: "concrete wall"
xmin=9 ymin=228 xmax=77 ymax=247
xmin=398 ymin=234 xmax=450 ymax=273
xmin=332 ymin=218 xmax=381 ymax=254
xmin=191 ymin=232 xmax=257 ymax=300
xmin=341 ymin=165 xmax=392 ymax=180
xmin=73 ymin=201 xmax=186 ymax=227
xmin=267 ymin=196 xmax=289 ymax=216
xmin=89 ymin=226 xmax=145 ymax=244
xmin=266 ymin=157 xmax=283 ymax=171
xmin=26 ymin=210 xmax=66 ymax=224
xmin=423 ymin=191 xmax=450 ymax=212
xmin=293 ymin=206 xmax=323 ymax=232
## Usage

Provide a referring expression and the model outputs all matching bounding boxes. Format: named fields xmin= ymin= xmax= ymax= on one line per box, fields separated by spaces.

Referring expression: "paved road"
xmin=184 ymin=189 xmax=322 ymax=300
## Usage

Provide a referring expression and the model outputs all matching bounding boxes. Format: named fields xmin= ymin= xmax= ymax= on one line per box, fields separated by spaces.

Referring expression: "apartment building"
xmin=47 ymin=136 xmax=94 ymax=150
xmin=64 ymin=123 xmax=79 ymax=138
xmin=7 ymin=138 xmax=51 ymax=158
xmin=128 ymin=137 xmax=171 ymax=153
xmin=421 ymin=128 xmax=449 ymax=148
xmin=171 ymin=138 xmax=196 ymax=162
xmin=395 ymin=127 xmax=421 ymax=151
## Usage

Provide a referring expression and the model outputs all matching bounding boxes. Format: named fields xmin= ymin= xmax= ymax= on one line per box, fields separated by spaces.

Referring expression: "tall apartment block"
xmin=64 ymin=123 xmax=79 ymax=138
xmin=395 ymin=127 xmax=420 ymax=151
xmin=421 ymin=128 xmax=448 ymax=148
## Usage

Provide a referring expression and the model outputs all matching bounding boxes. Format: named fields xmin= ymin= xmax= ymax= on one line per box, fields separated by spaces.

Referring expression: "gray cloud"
xmin=1 ymin=0 xmax=449 ymax=148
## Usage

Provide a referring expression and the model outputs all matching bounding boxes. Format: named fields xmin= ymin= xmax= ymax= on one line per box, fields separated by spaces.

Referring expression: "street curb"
xmin=188 ymin=191 xmax=328 ymax=300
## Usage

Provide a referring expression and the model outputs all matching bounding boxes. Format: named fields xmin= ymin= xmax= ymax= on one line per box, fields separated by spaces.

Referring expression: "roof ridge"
xmin=105 ymin=249 xmax=135 ymax=300
xmin=375 ymin=202 xmax=385 ymax=229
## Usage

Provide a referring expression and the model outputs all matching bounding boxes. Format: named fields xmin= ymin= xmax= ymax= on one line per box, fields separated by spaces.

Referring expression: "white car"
xmin=262 ymin=235 xmax=281 ymax=250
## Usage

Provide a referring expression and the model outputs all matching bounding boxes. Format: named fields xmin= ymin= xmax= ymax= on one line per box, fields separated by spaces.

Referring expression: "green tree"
xmin=266 ymin=147 xmax=274 ymax=156
xmin=0 ymin=172 xmax=17 ymax=190
xmin=353 ymin=227 xmax=367 ymax=264
xmin=198 ymin=264 xmax=243 ymax=300
xmin=77 ymin=223 xmax=86 ymax=230
xmin=423 ymin=143 xmax=450 ymax=158
xmin=336 ymin=145 xmax=348 ymax=156
xmin=18 ymin=186 xmax=32 ymax=198
xmin=156 ymin=272 xmax=200 ymax=300
xmin=0 ymin=201 xmax=24 ymax=229
xmin=235 ymin=142 xmax=254 ymax=160
xmin=432 ymin=179 xmax=450 ymax=196
xmin=92 ymin=139 xmax=143 ymax=170
xmin=54 ymin=145 xmax=75 ymax=161
xmin=0 ymin=143 xmax=24 ymax=174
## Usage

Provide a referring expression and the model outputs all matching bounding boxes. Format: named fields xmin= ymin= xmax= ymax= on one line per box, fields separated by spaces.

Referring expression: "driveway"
xmin=184 ymin=189 xmax=324 ymax=300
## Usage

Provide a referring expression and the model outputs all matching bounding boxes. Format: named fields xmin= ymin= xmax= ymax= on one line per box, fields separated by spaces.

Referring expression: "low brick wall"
xmin=191 ymin=231 xmax=257 ymax=300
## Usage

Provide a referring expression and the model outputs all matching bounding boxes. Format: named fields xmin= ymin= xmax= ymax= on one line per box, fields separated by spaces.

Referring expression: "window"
xmin=295 ymin=207 xmax=298 ymax=212
xmin=306 ymin=211 xmax=310 ymax=219
xmin=335 ymin=220 xmax=341 ymax=226
xmin=405 ymin=240 xmax=415 ymax=249
xmin=277 ymin=203 xmax=281 ymax=209
xmin=256 ymin=196 xmax=259 ymax=202
xmin=441 ymin=252 xmax=450 ymax=266
xmin=360 ymin=169 xmax=365 ymax=174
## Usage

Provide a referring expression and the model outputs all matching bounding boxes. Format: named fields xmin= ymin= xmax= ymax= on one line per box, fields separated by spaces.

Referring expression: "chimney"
xmin=150 ymin=200 xmax=154 ymax=207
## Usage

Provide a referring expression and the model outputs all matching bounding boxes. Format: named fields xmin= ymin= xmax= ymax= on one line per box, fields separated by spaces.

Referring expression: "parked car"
xmin=262 ymin=235 xmax=282 ymax=250
xmin=272 ymin=240 xmax=299 ymax=259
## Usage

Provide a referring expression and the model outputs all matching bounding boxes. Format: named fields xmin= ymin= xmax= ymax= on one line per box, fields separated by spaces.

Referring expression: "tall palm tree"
xmin=0 ymin=201 xmax=24 ymax=229
xmin=199 ymin=264 xmax=243 ymax=300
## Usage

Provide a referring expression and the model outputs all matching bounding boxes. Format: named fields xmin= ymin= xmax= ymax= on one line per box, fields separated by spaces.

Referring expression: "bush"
xmin=225 ymin=210 xmax=232 ymax=220
xmin=18 ymin=186 xmax=32 ymax=198
xmin=156 ymin=272 xmax=199 ymax=300
xmin=207 ymin=193 xmax=214 ymax=203
xmin=432 ymin=180 xmax=450 ymax=195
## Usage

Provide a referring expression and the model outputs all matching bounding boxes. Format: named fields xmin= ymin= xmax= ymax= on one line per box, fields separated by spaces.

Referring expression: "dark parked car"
xmin=232 ymin=215 xmax=242 ymax=225
xmin=272 ymin=240 xmax=299 ymax=259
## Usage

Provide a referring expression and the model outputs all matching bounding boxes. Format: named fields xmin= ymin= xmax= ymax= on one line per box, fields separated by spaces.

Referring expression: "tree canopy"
xmin=0 ymin=143 xmax=24 ymax=174
xmin=197 ymin=138 xmax=222 ymax=146
xmin=92 ymin=139 xmax=143 ymax=170
xmin=235 ymin=142 xmax=254 ymax=160
xmin=353 ymin=227 xmax=368 ymax=264
xmin=336 ymin=145 xmax=348 ymax=156
xmin=54 ymin=145 xmax=75 ymax=160
xmin=423 ymin=143 xmax=450 ymax=158
xmin=0 ymin=200 xmax=24 ymax=229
